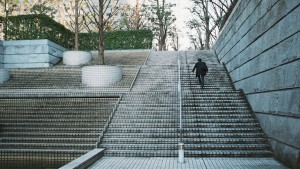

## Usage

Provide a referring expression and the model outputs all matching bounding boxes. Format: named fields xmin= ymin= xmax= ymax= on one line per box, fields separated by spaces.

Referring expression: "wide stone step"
xmin=118 ymin=103 xmax=177 ymax=107
xmin=104 ymin=149 xmax=177 ymax=157
xmin=0 ymin=119 xmax=106 ymax=123
xmin=0 ymin=148 xmax=89 ymax=154
xmin=183 ymin=102 xmax=248 ymax=107
xmin=1 ymin=123 xmax=106 ymax=128
xmin=115 ymin=110 xmax=176 ymax=114
xmin=0 ymin=109 xmax=112 ymax=115
xmin=184 ymin=150 xmax=273 ymax=157
xmin=0 ymin=114 xmax=110 ymax=119
xmin=103 ymin=149 xmax=272 ymax=157
xmin=111 ymin=119 xmax=178 ymax=123
xmin=1 ymin=127 xmax=102 ymax=133
xmin=181 ymin=138 xmax=268 ymax=144
xmin=102 ymin=138 xmax=178 ymax=144
xmin=0 ymin=137 xmax=98 ymax=144
xmin=117 ymin=107 xmax=177 ymax=111
xmin=183 ymin=107 xmax=249 ymax=110
xmin=101 ymin=143 xmax=270 ymax=151
xmin=185 ymin=114 xmax=254 ymax=118
xmin=101 ymin=144 xmax=177 ymax=150
xmin=102 ymin=137 xmax=267 ymax=145
xmin=183 ymin=110 xmax=251 ymax=114
xmin=0 ymin=132 xmax=100 ymax=138
xmin=104 ymin=132 xmax=265 ymax=139
xmin=113 ymin=114 xmax=178 ymax=119
xmin=105 ymin=127 xmax=262 ymax=133
xmin=111 ymin=118 xmax=256 ymax=123
xmin=185 ymin=143 xmax=271 ymax=150
xmin=183 ymin=98 xmax=246 ymax=102
xmin=113 ymin=113 xmax=254 ymax=119
xmin=109 ymin=123 xmax=178 ymax=128
xmin=0 ymin=142 xmax=95 ymax=150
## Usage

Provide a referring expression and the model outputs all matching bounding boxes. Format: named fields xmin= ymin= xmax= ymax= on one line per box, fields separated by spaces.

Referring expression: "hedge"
xmin=0 ymin=14 xmax=153 ymax=50
xmin=79 ymin=30 xmax=153 ymax=51
xmin=3 ymin=14 xmax=74 ymax=49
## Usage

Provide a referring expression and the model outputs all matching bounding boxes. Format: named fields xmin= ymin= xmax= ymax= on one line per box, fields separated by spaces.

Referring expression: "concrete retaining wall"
xmin=214 ymin=0 xmax=300 ymax=168
xmin=0 ymin=40 xmax=3 ymax=68
xmin=3 ymin=39 xmax=66 ymax=68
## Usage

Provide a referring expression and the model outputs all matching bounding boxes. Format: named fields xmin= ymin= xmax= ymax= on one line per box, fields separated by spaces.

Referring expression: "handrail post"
xmin=177 ymin=51 xmax=184 ymax=163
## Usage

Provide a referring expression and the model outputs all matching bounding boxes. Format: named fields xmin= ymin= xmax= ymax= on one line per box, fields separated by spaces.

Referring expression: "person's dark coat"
xmin=192 ymin=61 xmax=208 ymax=77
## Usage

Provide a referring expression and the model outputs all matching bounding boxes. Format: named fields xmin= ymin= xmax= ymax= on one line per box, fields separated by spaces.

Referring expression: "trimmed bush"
xmin=79 ymin=30 xmax=153 ymax=51
xmin=1 ymin=14 xmax=153 ymax=50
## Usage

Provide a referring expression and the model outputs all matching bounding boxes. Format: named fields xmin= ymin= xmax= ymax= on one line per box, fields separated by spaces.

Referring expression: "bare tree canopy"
xmin=142 ymin=0 xmax=176 ymax=51
xmin=187 ymin=0 xmax=234 ymax=50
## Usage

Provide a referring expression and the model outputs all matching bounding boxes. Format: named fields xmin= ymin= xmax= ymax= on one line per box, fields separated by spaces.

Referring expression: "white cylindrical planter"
xmin=0 ymin=69 xmax=10 ymax=84
xmin=82 ymin=65 xmax=122 ymax=87
xmin=63 ymin=51 xmax=92 ymax=65
xmin=178 ymin=142 xmax=185 ymax=163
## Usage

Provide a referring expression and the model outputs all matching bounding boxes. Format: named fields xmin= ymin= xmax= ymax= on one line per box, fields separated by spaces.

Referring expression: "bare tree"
xmin=63 ymin=0 xmax=87 ymax=50
xmin=0 ymin=0 xmax=18 ymax=40
xmin=118 ymin=0 xmax=146 ymax=30
xmin=188 ymin=0 xmax=231 ymax=49
xmin=84 ymin=0 xmax=120 ymax=64
xmin=143 ymin=0 xmax=176 ymax=51
xmin=169 ymin=26 xmax=179 ymax=51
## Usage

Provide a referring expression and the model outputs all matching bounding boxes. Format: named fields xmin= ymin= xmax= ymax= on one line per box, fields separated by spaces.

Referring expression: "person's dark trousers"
xmin=197 ymin=75 xmax=205 ymax=88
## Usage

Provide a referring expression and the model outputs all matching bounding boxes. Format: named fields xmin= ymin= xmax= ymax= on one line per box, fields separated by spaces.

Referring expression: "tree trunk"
xmin=98 ymin=0 xmax=105 ymax=65
xmin=75 ymin=0 xmax=79 ymax=50
xmin=4 ymin=0 xmax=8 ymax=40
xmin=204 ymin=0 xmax=210 ymax=50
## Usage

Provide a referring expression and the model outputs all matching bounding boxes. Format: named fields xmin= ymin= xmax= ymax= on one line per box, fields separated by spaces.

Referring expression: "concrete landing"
xmin=88 ymin=157 xmax=288 ymax=169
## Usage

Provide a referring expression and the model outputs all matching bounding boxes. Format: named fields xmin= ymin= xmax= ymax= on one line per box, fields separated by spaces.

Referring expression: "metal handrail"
xmin=177 ymin=52 xmax=183 ymax=142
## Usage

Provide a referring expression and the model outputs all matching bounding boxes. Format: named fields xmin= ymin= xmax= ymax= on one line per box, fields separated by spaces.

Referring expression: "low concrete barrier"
xmin=82 ymin=65 xmax=123 ymax=87
xmin=3 ymin=39 xmax=66 ymax=68
xmin=0 ymin=69 xmax=10 ymax=84
xmin=63 ymin=51 xmax=92 ymax=65
xmin=0 ymin=40 xmax=3 ymax=68
xmin=59 ymin=148 xmax=105 ymax=169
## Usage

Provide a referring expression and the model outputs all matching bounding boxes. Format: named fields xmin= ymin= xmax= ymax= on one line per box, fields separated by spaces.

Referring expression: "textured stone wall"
xmin=3 ymin=39 xmax=66 ymax=68
xmin=214 ymin=0 xmax=300 ymax=168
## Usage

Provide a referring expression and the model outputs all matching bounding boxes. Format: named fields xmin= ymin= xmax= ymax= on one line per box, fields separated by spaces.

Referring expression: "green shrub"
xmin=79 ymin=30 xmax=153 ymax=51
xmin=5 ymin=14 xmax=74 ymax=49
xmin=2 ymin=14 xmax=153 ymax=50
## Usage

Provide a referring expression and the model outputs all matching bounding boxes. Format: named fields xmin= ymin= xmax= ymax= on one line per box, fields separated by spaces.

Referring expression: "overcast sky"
xmin=173 ymin=0 xmax=193 ymax=50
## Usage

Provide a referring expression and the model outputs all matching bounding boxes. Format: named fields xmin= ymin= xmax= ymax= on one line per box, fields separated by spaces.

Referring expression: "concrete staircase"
xmin=99 ymin=51 xmax=273 ymax=157
xmin=101 ymin=64 xmax=179 ymax=156
xmin=0 ymin=97 xmax=118 ymax=168
xmin=180 ymin=51 xmax=272 ymax=157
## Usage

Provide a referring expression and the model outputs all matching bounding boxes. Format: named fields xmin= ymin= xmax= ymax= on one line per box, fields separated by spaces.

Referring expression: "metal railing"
xmin=177 ymin=52 xmax=183 ymax=142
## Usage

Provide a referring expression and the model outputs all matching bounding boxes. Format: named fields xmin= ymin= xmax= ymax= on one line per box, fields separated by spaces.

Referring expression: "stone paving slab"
xmin=88 ymin=157 xmax=288 ymax=169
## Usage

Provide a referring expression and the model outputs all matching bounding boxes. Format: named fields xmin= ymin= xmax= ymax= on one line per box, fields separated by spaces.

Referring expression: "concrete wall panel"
xmin=231 ymin=32 xmax=300 ymax=82
xmin=247 ymin=89 xmax=300 ymax=116
xmin=2 ymin=39 xmax=66 ymax=68
xmin=214 ymin=0 xmax=300 ymax=168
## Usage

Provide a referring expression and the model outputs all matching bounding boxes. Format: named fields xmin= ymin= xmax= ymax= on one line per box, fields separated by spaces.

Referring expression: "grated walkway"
xmin=88 ymin=157 xmax=288 ymax=169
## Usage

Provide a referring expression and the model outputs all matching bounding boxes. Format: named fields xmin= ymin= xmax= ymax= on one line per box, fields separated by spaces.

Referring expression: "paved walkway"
xmin=88 ymin=157 xmax=288 ymax=169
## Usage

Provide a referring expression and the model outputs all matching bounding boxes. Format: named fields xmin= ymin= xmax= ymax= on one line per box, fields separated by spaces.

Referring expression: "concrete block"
xmin=2 ymin=39 xmax=66 ymax=68
xmin=234 ymin=60 xmax=300 ymax=94
xmin=4 ymin=63 xmax=53 ymax=69
xmin=231 ymin=32 xmax=300 ymax=82
xmin=255 ymin=113 xmax=300 ymax=148
xmin=247 ymin=89 xmax=300 ymax=116
xmin=269 ymin=138 xmax=300 ymax=169
xmin=5 ymin=54 xmax=49 ymax=63
xmin=221 ymin=0 xmax=300 ymax=67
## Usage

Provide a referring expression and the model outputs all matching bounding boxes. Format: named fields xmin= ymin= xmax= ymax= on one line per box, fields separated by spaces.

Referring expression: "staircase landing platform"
xmin=88 ymin=157 xmax=287 ymax=169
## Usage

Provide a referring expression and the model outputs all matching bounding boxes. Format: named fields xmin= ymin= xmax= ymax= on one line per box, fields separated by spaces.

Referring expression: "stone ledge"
xmin=2 ymin=39 xmax=66 ymax=68
xmin=59 ymin=148 xmax=105 ymax=169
